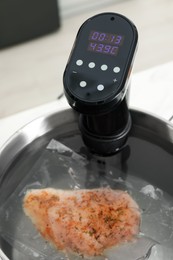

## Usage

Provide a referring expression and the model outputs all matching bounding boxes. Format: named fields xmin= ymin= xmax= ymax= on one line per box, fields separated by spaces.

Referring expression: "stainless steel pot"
xmin=0 ymin=108 xmax=173 ymax=259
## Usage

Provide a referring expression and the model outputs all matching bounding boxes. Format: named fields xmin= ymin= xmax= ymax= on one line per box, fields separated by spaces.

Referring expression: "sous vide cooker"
xmin=63 ymin=12 xmax=137 ymax=155
xmin=0 ymin=12 xmax=173 ymax=260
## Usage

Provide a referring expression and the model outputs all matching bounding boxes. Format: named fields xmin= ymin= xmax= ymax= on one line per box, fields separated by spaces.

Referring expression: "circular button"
xmin=76 ymin=59 xmax=83 ymax=66
xmin=88 ymin=62 xmax=95 ymax=68
xmin=113 ymin=66 xmax=120 ymax=73
xmin=80 ymin=81 xmax=87 ymax=87
xmin=101 ymin=64 xmax=108 ymax=71
xmin=97 ymin=84 xmax=104 ymax=91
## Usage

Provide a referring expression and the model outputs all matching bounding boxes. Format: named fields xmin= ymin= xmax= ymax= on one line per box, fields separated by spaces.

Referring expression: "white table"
xmin=0 ymin=61 xmax=173 ymax=149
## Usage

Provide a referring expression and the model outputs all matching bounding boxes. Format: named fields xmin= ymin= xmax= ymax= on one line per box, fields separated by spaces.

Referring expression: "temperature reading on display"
xmin=88 ymin=43 xmax=118 ymax=56
xmin=88 ymin=31 xmax=124 ymax=56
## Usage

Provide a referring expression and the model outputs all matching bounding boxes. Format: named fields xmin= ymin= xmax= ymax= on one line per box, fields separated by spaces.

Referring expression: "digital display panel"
xmin=87 ymin=31 xmax=124 ymax=56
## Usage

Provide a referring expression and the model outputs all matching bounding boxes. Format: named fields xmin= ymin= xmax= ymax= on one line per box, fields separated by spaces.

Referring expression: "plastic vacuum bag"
xmin=0 ymin=139 xmax=169 ymax=260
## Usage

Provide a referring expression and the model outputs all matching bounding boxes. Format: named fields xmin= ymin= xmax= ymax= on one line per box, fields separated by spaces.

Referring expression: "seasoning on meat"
xmin=23 ymin=188 xmax=141 ymax=256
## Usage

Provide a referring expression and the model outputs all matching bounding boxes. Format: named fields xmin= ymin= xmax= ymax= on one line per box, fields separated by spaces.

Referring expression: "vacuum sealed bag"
xmin=1 ymin=139 xmax=172 ymax=260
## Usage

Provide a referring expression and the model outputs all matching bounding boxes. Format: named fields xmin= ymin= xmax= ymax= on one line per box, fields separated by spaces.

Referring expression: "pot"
xmin=0 ymin=108 xmax=173 ymax=259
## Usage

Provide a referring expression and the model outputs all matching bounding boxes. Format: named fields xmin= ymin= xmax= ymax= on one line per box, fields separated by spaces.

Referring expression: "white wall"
xmin=59 ymin=0 xmax=120 ymax=18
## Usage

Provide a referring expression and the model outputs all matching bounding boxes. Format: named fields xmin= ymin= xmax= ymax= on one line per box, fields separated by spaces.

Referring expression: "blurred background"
xmin=0 ymin=0 xmax=173 ymax=118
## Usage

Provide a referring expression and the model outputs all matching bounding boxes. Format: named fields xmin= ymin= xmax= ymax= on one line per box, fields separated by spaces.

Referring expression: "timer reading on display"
xmin=87 ymin=31 xmax=124 ymax=56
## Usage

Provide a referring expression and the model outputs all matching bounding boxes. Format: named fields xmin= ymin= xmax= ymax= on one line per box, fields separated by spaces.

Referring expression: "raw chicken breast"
xmin=23 ymin=188 xmax=140 ymax=256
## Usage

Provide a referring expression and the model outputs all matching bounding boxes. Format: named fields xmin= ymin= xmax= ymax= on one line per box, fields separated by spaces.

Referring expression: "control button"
xmin=76 ymin=59 xmax=83 ymax=66
xmin=113 ymin=66 xmax=120 ymax=73
xmin=97 ymin=84 xmax=104 ymax=91
xmin=80 ymin=81 xmax=87 ymax=87
xmin=88 ymin=62 xmax=95 ymax=68
xmin=101 ymin=64 xmax=108 ymax=71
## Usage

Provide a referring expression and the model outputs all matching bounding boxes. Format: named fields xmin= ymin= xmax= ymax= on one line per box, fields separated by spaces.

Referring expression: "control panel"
xmin=63 ymin=13 xmax=138 ymax=114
